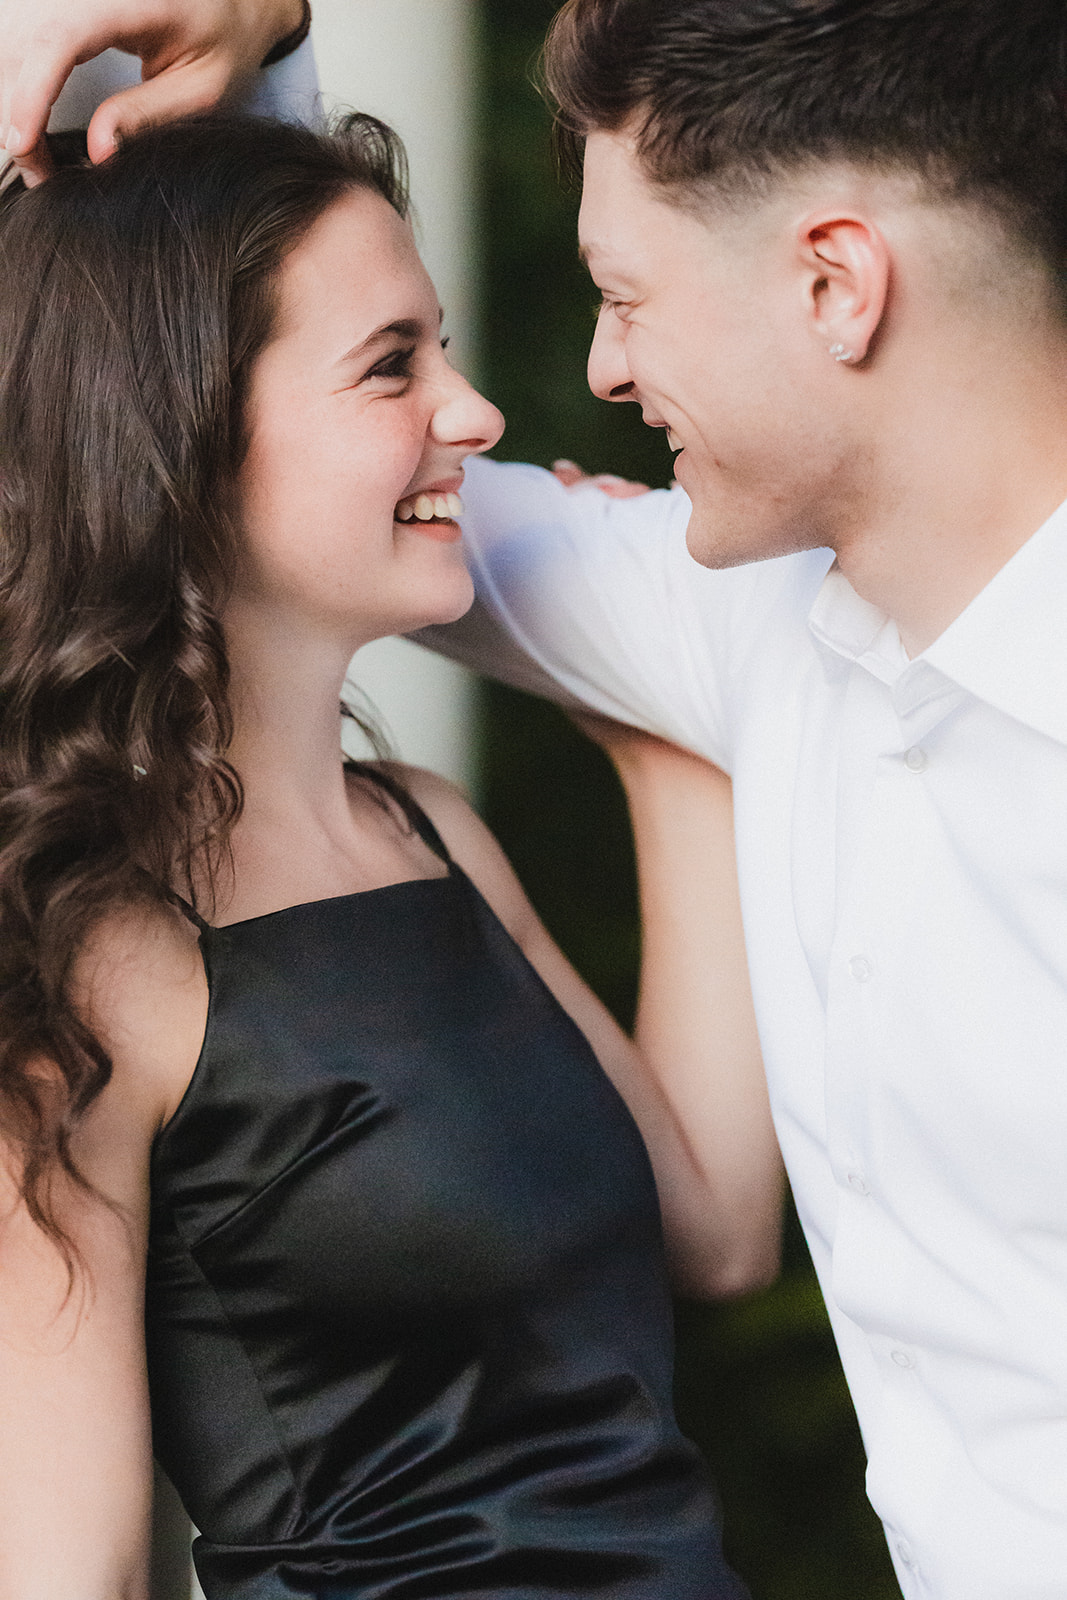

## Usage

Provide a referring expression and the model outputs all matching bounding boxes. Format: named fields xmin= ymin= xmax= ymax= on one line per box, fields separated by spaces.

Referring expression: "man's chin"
xmin=683 ymin=506 xmax=762 ymax=571
xmin=684 ymin=498 xmax=820 ymax=571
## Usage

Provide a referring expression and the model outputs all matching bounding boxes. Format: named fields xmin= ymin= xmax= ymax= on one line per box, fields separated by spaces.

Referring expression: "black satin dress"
xmin=145 ymin=772 xmax=746 ymax=1600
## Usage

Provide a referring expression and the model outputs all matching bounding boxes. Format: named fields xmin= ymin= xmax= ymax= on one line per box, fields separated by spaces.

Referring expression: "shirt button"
xmin=847 ymin=1172 xmax=870 ymax=1196
xmin=848 ymin=955 xmax=873 ymax=983
xmin=891 ymin=1347 xmax=915 ymax=1369
xmin=904 ymin=746 xmax=927 ymax=772
xmin=896 ymin=1539 xmax=916 ymax=1568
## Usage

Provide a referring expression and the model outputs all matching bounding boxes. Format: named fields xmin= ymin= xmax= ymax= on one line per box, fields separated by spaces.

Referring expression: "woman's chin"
xmin=403 ymin=568 xmax=476 ymax=633
xmin=431 ymin=570 xmax=477 ymax=626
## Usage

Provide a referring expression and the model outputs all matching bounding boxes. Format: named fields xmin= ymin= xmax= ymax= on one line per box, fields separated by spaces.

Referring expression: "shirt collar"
xmin=923 ymin=497 xmax=1067 ymax=747
xmin=807 ymin=499 xmax=1067 ymax=747
xmin=808 ymin=563 xmax=910 ymax=687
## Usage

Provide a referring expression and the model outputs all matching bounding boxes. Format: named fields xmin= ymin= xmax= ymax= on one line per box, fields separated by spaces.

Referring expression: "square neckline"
xmin=169 ymin=762 xmax=457 ymax=935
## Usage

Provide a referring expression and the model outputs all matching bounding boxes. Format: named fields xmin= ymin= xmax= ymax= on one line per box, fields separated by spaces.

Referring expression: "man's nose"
xmin=587 ymin=309 xmax=637 ymax=403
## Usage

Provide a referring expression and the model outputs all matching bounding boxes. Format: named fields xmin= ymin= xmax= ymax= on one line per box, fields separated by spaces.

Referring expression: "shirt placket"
xmin=819 ymin=657 xmax=966 ymax=1596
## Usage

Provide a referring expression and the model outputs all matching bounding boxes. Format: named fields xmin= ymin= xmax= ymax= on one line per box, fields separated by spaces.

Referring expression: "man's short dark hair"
xmin=545 ymin=0 xmax=1067 ymax=281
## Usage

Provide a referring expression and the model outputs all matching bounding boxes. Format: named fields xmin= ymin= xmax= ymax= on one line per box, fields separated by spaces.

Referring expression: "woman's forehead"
xmin=271 ymin=191 xmax=436 ymax=352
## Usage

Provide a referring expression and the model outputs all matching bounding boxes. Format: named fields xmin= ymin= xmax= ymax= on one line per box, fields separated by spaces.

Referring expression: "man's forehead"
xmin=578 ymin=130 xmax=674 ymax=278
xmin=580 ymin=129 xmax=650 ymax=215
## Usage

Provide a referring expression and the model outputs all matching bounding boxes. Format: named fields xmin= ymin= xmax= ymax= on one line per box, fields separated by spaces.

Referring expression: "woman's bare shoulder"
xmin=0 ymin=895 xmax=198 ymax=1597
xmin=369 ymin=761 xmax=539 ymax=946
xmin=367 ymin=761 xmax=491 ymax=857
xmin=71 ymin=896 xmax=210 ymax=1141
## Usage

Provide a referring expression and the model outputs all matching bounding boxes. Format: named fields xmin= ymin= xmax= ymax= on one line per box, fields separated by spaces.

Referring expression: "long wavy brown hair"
xmin=0 ymin=112 xmax=409 ymax=1267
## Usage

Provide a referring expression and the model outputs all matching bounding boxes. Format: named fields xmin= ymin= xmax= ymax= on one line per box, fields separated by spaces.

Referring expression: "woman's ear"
xmin=797 ymin=211 xmax=890 ymax=365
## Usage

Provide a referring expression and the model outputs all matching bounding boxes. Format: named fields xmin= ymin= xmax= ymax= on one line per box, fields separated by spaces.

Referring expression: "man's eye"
xmin=369 ymin=345 xmax=417 ymax=381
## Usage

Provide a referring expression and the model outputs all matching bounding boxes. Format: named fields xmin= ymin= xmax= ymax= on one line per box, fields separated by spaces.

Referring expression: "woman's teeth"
xmin=395 ymin=491 xmax=465 ymax=523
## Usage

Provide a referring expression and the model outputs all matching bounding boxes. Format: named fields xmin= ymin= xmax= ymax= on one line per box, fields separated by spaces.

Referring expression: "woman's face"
xmin=234 ymin=187 xmax=503 ymax=646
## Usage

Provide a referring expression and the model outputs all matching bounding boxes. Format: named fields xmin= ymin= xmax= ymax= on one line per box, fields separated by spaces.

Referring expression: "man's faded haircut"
xmin=545 ymin=0 xmax=1067 ymax=281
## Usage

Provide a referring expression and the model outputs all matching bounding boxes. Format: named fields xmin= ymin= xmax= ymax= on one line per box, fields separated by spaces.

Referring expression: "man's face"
xmin=579 ymin=129 xmax=853 ymax=567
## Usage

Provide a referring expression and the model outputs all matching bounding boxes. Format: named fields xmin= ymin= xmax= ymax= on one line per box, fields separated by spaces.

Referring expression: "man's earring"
xmin=829 ymin=342 xmax=856 ymax=363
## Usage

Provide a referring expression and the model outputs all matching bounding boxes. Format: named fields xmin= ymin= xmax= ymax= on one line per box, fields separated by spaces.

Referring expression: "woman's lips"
xmin=394 ymin=490 xmax=465 ymax=541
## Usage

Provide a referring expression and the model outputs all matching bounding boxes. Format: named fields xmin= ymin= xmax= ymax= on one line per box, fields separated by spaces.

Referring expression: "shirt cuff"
xmin=260 ymin=0 xmax=313 ymax=68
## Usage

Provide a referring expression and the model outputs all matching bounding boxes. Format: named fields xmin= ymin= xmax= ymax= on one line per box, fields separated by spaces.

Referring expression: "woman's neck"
xmin=212 ymin=600 xmax=429 ymax=923
xmin=225 ymin=599 xmax=360 ymax=815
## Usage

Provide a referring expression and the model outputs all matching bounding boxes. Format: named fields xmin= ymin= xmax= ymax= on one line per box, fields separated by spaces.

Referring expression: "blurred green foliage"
xmin=474 ymin=3 xmax=900 ymax=1596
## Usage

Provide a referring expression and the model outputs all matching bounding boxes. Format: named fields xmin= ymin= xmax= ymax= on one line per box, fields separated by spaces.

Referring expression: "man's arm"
xmin=420 ymin=455 xmax=740 ymax=763
xmin=1 ymin=0 xmax=310 ymax=185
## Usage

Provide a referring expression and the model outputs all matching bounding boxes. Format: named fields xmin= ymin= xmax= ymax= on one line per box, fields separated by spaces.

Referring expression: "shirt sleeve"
xmin=415 ymin=456 xmax=745 ymax=770
xmin=49 ymin=36 xmax=320 ymax=134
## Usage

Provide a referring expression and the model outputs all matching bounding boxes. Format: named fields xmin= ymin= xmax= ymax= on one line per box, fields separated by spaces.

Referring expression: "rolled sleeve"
xmin=417 ymin=456 xmax=740 ymax=770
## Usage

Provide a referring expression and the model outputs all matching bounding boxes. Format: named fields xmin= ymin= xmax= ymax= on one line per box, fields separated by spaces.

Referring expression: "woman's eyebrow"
xmin=336 ymin=309 xmax=445 ymax=367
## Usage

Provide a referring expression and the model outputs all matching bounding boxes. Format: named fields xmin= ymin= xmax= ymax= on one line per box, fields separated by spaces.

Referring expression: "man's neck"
xmin=831 ymin=339 xmax=1067 ymax=656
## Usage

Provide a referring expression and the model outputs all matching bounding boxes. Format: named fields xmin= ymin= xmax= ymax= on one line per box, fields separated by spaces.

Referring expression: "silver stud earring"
xmin=829 ymin=342 xmax=856 ymax=363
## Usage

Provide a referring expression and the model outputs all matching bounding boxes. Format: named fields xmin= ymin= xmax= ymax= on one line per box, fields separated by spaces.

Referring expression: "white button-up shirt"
xmin=424 ymin=456 xmax=1067 ymax=1600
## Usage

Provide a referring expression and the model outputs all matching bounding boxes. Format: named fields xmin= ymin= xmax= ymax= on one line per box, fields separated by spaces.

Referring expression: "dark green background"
xmin=474 ymin=4 xmax=900 ymax=1595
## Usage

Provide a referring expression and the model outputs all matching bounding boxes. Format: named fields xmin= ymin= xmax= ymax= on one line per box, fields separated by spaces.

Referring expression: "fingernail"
xmin=4 ymin=127 xmax=21 ymax=155
xmin=552 ymin=459 xmax=580 ymax=472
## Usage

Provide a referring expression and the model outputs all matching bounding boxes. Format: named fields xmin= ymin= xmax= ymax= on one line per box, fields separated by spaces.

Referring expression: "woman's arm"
xmin=0 ymin=906 xmax=206 ymax=1598
xmin=575 ymin=718 xmax=783 ymax=1296
xmin=396 ymin=764 xmax=781 ymax=1301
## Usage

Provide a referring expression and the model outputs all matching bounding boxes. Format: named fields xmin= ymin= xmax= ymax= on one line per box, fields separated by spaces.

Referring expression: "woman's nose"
xmin=434 ymin=370 xmax=505 ymax=455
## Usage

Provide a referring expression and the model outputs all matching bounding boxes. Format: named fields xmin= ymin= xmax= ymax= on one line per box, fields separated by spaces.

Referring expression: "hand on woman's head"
xmin=1 ymin=0 xmax=308 ymax=186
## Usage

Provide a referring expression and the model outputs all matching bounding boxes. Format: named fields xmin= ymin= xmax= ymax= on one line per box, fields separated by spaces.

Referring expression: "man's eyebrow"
xmin=578 ymin=242 xmax=631 ymax=283
xmin=336 ymin=309 xmax=445 ymax=367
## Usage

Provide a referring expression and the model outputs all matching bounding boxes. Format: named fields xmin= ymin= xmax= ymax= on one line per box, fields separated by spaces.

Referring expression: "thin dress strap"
xmin=345 ymin=761 xmax=455 ymax=868
xmin=129 ymin=864 xmax=213 ymax=935
xmin=167 ymin=888 xmax=213 ymax=936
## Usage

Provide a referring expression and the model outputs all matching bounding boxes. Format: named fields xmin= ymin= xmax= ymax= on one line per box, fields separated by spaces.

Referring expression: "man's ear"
xmin=797 ymin=212 xmax=890 ymax=365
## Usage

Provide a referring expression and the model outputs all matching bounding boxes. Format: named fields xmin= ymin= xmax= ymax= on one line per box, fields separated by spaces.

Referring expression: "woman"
xmin=0 ymin=113 xmax=755 ymax=1598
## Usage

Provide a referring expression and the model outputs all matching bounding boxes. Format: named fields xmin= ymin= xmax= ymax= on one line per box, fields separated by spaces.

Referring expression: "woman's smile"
xmin=394 ymin=477 xmax=466 ymax=540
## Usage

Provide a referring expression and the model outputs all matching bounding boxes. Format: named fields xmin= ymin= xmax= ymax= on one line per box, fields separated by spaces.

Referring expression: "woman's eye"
xmin=369 ymin=345 xmax=417 ymax=382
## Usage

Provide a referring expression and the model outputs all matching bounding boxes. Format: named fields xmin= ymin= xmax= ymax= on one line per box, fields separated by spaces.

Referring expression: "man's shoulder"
xmin=462 ymin=455 xmax=833 ymax=613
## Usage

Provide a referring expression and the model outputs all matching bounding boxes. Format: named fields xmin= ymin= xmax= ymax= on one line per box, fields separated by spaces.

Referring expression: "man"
xmin=434 ymin=6 xmax=1067 ymax=1597
xmin=5 ymin=2 xmax=1067 ymax=1595
xmin=441 ymin=3 xmax=1067 ymax=1594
